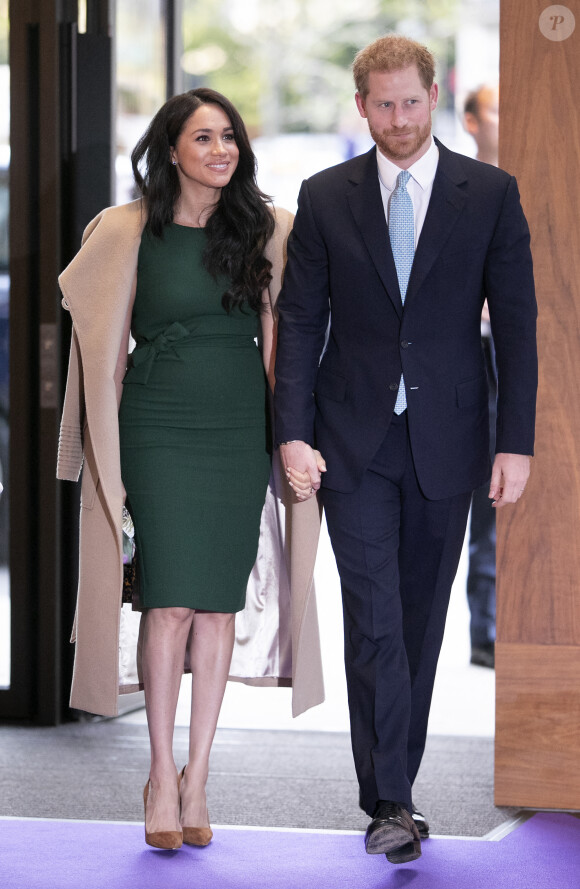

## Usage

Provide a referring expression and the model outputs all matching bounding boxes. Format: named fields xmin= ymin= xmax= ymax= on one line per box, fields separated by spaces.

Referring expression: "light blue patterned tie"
xmin=389 ymin=170 xmax=414 ymax=414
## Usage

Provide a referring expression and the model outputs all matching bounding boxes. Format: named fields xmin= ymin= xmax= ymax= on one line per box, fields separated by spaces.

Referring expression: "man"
xmin=274 ymin=35 xmax=536 ymax=865
xmin=464 ymin=84 xmax=499 ymax=167
xmin=463 ymin=84 xmax=500 ymax=669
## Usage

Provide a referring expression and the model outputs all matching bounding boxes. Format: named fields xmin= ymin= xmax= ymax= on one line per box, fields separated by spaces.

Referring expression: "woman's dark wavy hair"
xmin=131 ymin=88 xmax=274 ymax=314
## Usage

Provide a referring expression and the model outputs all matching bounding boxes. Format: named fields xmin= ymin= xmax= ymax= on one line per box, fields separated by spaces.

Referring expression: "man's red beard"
xmin=369 ymin=119 xmax=431 ymax=162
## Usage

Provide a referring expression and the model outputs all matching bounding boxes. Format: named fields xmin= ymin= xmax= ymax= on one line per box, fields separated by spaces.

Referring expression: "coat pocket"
xmin=456 ymin=374 xmax=487 ymax=409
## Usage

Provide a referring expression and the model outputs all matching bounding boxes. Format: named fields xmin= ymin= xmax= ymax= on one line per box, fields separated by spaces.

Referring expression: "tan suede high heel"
xmin=179 ymin=765 xmax=213 ymax=846
xmin=143 ymin=778 xmax=183 ymax=850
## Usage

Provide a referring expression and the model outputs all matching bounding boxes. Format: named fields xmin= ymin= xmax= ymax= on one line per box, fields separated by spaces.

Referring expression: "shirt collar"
xmin=376 ymin=136 xmax=439 ymax=192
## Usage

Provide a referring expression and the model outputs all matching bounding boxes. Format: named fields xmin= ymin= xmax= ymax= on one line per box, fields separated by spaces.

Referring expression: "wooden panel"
xmin=496 ymin=0 xmax=580 ymax=647
xmin=495 ymin=1 xmax=580 ymax=807
xmin=495 ymin=642 xmax=580 ymax=808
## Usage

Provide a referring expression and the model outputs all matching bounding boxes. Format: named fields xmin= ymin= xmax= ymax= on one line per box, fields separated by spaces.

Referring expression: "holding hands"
xmin=281 ymin=445 xmax=530 ymax=506
xmin=280 ymin=441 xmax=327 ymax=501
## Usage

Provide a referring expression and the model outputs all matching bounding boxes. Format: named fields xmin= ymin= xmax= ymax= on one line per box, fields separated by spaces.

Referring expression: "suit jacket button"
xmin=401 ymin=340 xmax=409 ymax=348
xmin=389 ymin=382 xmax=398 ymax=391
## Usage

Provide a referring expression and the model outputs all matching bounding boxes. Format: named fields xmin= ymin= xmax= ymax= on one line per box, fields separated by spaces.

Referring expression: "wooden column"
xmin=495 ymin=0 xmax=580 ymax=808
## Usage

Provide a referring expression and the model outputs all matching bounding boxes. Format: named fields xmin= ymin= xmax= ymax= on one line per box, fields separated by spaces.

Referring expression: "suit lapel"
xmin=405 ymin=141 xmax=468 ymax=303
xmin=346 ymin=149 xmax=403 ymax=319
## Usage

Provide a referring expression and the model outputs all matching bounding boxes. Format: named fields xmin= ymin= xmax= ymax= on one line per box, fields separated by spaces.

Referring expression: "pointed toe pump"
xmin=179 ymin=766 xmax=213 ymax=847
xmin=143 ymin=778 xmax=183 ymax=850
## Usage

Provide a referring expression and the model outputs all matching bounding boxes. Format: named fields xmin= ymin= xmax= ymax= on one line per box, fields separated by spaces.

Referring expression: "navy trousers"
xmin=321 ymin=412 xmax=471 ymax=814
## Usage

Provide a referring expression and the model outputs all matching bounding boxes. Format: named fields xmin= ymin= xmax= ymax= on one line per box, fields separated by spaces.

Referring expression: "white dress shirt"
xmin=377 ymin=137 xmax=439 ymax=247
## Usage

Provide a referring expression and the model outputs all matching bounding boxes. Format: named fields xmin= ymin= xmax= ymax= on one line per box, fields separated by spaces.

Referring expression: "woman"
xmin=57 ymin=88 xmax=324 ymax=850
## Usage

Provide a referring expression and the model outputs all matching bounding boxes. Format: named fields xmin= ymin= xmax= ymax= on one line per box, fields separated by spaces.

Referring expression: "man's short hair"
xmin=352 ymin=34 xmax=436 ymax=98
xmin=464 ymin=87 xmax=482 ymax=119
xmin=463 ymin=85 xmax=498 ymax=120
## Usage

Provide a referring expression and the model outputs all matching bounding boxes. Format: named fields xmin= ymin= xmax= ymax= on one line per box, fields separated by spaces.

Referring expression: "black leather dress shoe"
xmin=364 ymin=801 xmax=421 ymax=864
xmin=470 ymin=642 xmax=495 ymax=668
xmin=411 ymin=805 xmax=430 ymax=838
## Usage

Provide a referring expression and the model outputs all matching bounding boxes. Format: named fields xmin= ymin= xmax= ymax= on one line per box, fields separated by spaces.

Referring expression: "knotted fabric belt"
xmin=125 ymin=321 xmax=195 ymax=385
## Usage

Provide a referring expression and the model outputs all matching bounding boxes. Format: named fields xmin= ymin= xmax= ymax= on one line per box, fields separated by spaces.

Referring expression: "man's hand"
xmin=489 ymin=453 xmax=531 ymax=508
xmin=280 ymin=440 xmax=326 ymax=501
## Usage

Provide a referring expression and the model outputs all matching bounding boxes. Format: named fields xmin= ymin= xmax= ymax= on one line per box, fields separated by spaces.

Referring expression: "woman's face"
xmin=169 ymin=103 xmax=240 ymax=197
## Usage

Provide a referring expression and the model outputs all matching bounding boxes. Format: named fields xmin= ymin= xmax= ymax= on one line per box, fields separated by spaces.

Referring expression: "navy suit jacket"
xmin=274 ymin=140 xmax=537 ymax=500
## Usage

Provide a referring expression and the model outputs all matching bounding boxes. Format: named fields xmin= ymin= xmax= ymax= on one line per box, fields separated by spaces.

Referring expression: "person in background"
xmin=275 ymin=37 xmax=536 ymax=865
xmin=464 ymin=84 xmax=499 ymax=167
xmin=463 ymin=84 xmax=500 ymax=669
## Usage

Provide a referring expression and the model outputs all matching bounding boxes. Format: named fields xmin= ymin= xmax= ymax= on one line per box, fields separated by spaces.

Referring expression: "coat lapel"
xmin=405 ymin=140 xmax=468 ymax=303
xmin=346 ymin=149 xmax=403 ymax=319
xmin=59 ymin=200 xmax=146 ymax=525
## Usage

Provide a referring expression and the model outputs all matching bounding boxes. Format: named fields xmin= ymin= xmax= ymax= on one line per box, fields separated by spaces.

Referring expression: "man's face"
xmin=355 ymin=66 xmax=438 ymax=168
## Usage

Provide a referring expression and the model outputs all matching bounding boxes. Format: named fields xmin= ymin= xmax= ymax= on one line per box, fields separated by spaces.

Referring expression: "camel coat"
xmin=57 ymin=199 xmax=324 ymax=718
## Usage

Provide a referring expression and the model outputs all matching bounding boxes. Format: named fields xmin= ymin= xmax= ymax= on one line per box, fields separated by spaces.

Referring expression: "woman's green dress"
xmin=118 ymin=224 xmax=271 ymax=612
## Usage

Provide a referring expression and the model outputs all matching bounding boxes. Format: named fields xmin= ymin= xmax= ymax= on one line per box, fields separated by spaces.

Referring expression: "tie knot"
xmin=396 ymin=170 xmax=411 ymax=189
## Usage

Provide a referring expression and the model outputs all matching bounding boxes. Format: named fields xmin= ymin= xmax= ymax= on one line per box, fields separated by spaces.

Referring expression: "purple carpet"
xmin=1 ymin=813 xmax=579 ymax=889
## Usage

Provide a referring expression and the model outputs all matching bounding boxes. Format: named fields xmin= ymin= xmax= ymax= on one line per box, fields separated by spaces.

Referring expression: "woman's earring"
xmin=171 ymin=159 xmax=177 ymax=166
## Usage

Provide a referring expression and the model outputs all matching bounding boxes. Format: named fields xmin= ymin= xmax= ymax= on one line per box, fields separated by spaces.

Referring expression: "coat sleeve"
xmin=57 ymin=324 xmax=85 ymax=481
xmin=484 ymin=175 xmax=538 ymax=456
xmin=56 ymin=210 xmax=117 ymax=482
xmin=56 ymin=207 xmax=110 ymax=482
xmin=273 ymin=180 xmax=332 ymax=448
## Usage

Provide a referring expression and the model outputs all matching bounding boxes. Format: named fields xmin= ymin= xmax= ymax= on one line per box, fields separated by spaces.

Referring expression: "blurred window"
xmin=114 ymin=1 xmax=500 ymax=211
xmin=115 ymin=0 xmax=166 ymax=204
